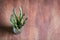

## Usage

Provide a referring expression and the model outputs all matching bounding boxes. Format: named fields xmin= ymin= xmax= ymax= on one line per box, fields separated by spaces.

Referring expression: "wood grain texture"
xmin=0 ymin=0 xmax=60 ymax=40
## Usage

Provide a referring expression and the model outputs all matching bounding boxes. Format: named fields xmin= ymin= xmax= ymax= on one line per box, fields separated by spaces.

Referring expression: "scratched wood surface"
xmin=0 ymin=0 xmax=60 ymax=40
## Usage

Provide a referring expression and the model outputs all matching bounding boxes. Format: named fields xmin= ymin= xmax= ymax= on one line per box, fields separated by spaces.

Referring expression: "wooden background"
xmin=0 ymin=0 xmax=60 ymax=40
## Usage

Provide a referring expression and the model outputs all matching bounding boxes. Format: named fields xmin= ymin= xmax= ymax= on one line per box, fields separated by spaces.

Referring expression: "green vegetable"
xmin=10 ymin=7 xmax=28 ymax=30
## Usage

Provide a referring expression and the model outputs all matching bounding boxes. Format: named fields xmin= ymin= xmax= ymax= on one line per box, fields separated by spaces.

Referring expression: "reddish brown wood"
xmin=0 ymin=0 xmax=60 ymax=40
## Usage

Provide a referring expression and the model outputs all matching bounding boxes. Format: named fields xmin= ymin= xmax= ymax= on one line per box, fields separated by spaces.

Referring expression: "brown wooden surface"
xmin=0 ymin=0 xmax=60 ymax=40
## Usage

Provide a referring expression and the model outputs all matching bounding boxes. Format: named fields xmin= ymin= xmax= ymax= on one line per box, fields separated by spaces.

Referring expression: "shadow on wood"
xmin=0 ymin=26 xmax=13 ymax=34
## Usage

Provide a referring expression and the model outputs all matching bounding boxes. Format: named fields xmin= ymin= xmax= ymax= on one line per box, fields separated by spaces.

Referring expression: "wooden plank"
xmin=0 ymin=0 xmax=60 ymax=40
